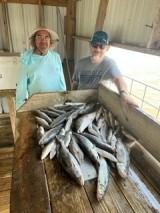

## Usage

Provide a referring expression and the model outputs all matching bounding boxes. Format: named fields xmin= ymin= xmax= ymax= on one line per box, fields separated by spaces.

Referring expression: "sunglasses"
xmin=91 ymin=43 xmax=107 ymax=49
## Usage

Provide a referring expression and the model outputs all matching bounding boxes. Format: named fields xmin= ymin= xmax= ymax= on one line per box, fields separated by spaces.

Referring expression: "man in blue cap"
xmin=72 ymin=31 xmax=138 ymax=107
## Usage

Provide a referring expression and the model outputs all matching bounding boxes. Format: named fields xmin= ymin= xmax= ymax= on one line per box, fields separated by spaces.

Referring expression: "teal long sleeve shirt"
xmin=16 ymin=49 xmax=66 ymax=109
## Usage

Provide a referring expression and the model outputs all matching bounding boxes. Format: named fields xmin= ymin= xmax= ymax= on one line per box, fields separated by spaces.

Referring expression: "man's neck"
xmin=34 ymin=48 xmax=48 ymax=56
xmin=90 ymin=55 xmax=104 ymax=64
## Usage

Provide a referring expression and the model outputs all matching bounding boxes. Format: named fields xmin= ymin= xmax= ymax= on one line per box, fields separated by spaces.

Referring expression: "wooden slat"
xmin=111 ymin=165 xmax=160 ymax=213
xmin=0 ymin=0 xmax=68 ymax=7
xmin=17 ymin=90 xmax=98 ymax=112
xmin=0 ymin=147 xmax=14 ymax=160
xmin=7 ymin=96 xmax=16 ymax=142
xmin=0 ymin=205 xmax=10 ymax=213
xmin=84 ymin=178 xmax=134 ymax=213
xmin=0 ymin=157 xmax=13 ymax=178
xmin=44 ymin=158 xmax=94 ymax=213
xmin=0 ymin=190 xmax=10 ymax=207
xmin=10 ymin=112 xmax=52 ymax=213
xmin=131 ymin=142 xmax=160 ymax=194
xmin=0 ymin=177 xmax=12 ymax=191
xmin=98 ymin=82 xmax=160 ymax=162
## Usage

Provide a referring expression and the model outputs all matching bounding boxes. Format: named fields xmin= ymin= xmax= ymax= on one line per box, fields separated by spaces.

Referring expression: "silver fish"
xmin=39 ymin=123 xmax=63 ymax=145
xmin=48 ymin=107 xmax=66 ymax=115
xmin=36 ymin=126 xmax=45 ymax=141
xmin=96 ymin=147 xmax=118 ymax=163
xmin=79 ymin=103 xmax=96 ymax=115
xmin=64 ymin=131 xmax=72 ymax=147
xmin=36 ymin=110 xmax=52 ymax=124
xmin=41 ymin=109 xmax=60 ymax=118
xmin=41 ymin=139 xmax=56 ymax=160
xmin=49 ymin=142 xmax=57 ymax=159
xmin=64 ymin=102 xmax=86 ymax=106
xmin=57 ymin=135 xmax=84 ymax=186
xmin=75 ymin=111 xmax=97 ymax=133
xmin=88 ymin=123 xmax=101 ymax=138
xmin=116 ymin=138 xmax=130 ymax=179
xmin=82 ymin=132 xmax=114 ymax=154
xmin=69 ymin=135 xmax=84 ymax=165
xmin=64 ymin=117 xmax=73 ymax=132
xmin=50 ymin=109 xmax=76 ymax=128
xmin=73 ymin=133 xmax=100 ymax=166
xmin=35 ymin=116 xmax=50 ymax=130
xmin=97 ymin=156 xmax=110 ymax=201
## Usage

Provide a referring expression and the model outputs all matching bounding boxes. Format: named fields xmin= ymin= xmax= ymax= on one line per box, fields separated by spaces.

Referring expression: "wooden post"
xmin=63 ymin=0 xmax=77 ymax=90
xmin=94 ymin=0 xmax=109 ymax=31
xmin=7 ymin=96 xmax=16 ymax=142
xmin=1 ymin=0 xmax=10 ymax=51
xmin=147 ymin=3 xmax=160 ymax=49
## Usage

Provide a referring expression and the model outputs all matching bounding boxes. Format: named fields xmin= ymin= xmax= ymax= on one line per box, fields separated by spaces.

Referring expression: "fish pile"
xmin=34 ymin=102 xmax=137 ymax=201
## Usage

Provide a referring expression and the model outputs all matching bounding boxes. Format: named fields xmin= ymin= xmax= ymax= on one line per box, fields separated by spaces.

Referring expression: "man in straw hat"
xmin=16 ymin=26 xmax=66 ymax=109
xmin=72 ymin=30 xmax=138 ymax=107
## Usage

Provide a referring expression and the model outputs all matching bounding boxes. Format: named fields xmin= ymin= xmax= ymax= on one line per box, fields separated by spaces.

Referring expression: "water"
xmin=107 ymin=47 xmax=160 ymax=120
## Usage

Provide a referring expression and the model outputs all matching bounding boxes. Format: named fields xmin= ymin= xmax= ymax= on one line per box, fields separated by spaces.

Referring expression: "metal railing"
xmin=108 ymin=76 xmax=160 ymax=121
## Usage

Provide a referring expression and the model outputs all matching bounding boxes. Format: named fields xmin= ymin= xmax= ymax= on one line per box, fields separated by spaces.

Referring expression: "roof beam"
xmin=95 ymin=0 xmax=109 ymax=31
xmin=0 ymin=0 xmax=68 ymax=7
xmin=72 ymin=35 xmax=160 ymax=56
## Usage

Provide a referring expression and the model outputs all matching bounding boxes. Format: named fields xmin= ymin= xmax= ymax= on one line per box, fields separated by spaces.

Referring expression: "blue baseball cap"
xmin=91 ymin=31 xmax=109 ymax=45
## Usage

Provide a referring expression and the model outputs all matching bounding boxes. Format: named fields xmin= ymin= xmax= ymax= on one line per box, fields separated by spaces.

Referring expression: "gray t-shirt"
xmin=72 ymin=56 xmax=121 ymax=89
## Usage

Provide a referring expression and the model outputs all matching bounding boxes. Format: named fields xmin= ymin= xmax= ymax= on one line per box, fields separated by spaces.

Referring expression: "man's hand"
xmin=120 ymin=92 xmax=139 ymax=107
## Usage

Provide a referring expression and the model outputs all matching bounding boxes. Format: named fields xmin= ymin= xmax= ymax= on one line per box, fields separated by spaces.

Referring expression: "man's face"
xmin=90 ymin=42 xmax=108 ymax=59
xmin=34 ymin=30 xmax=51 ymax=51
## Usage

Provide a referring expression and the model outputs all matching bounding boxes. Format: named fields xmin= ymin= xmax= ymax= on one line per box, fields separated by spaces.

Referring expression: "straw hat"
xmin=29 ymin=26 xmax=59 ymax=49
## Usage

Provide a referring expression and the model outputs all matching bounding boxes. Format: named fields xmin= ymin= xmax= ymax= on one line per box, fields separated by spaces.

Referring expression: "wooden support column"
xmin=147 ymin=3 xmax=160 ymax=49
xmin=1 ymin=0 xmax=10 ymax=51
xmin=0 ymin=89 xmax=16 ymax=142
xmin=38 ymin=0 xmax=43 ymax=26
xmin=63 ymin=0 xmax=77 ymax=90
xmin=94 ymin=0 xmax=109 ymax=31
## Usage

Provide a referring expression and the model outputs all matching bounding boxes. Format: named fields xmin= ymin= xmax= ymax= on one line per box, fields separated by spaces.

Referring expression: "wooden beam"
xmin=72 ymin=35 xmax=160 ymax=56
xmin=1 ymin=0 xmax=10 ymax=51
xmin=147 ymin=3 xmax=160 ymax=49
xmin=95 ymin=0 xmax=109 ymax=31
xmin=64 ymin=0 xmax=76 ymax=60
xmin=38 ymin=0 xmax=43 ymax=26
xmin=0 ymin=0 xmax=68 ymax=7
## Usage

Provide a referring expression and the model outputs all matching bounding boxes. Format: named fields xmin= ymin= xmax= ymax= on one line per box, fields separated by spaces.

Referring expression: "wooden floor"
xmin=0 ymin=114 xmax=14 ymax=213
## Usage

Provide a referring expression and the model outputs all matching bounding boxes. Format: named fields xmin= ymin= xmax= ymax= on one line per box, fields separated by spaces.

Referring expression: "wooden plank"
xmin=10 ymin=112 xmax=52 ymax=213
xmin=147 ymin=3 xmax=160 ymax=49
xmin=7 ymin=96 xmax=16 ymax=142
xmin=131 ymin=142 xmax=160 ymax=194
xmin=0 ymin=156 xmax=13 ymax=178
xmin=95 ymin=0 xmax=109 ymax=31
xmin=0 ymin=190 xmax=10 ymax=207
xmin=0 ymin=0 xmax=68 ymax=7
xmin=84 ymin=178 xmax=134 ymax=213
xmin=0 ymin=147 xmax=14 ymax=160
xmin=0 ymin=205 xmax=10 ymax=213
xmin=44 ymin=158 xmax=94 ymax=213
xmin=0 ymin=90 xmax=15 ymax=98
xmin=72 ymin=35 xmax=160 ymax=56
xmin=17 ymin=90 xmax=98 ymax=112
xmin=98 ymin=82 xmax=160 ymax=162
xmin=111 ymin=165 xmax=160 ymax=213
xmin=0 ymin=177 xmax=12 ymax=191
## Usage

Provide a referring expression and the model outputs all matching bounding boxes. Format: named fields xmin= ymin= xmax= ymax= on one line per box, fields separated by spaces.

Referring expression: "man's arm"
xmin=72 ymin=80 xmax=79 ymax=90
xmin=112 ymin=76 xmax=138 ymax=107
